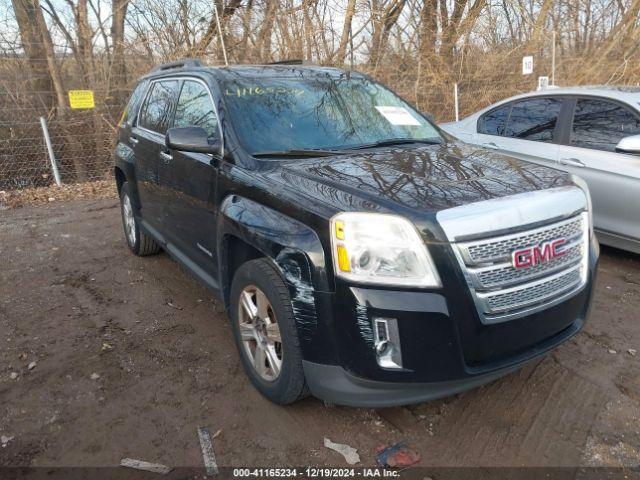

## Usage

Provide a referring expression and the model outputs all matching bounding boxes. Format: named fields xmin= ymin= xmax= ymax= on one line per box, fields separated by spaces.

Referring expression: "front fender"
xmin=217 ymin=195 xmax=337 ymax=364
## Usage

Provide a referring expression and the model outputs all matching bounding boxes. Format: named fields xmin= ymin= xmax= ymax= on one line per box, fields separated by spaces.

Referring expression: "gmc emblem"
xmin=513 ymin=239 xmax=566 ymax=269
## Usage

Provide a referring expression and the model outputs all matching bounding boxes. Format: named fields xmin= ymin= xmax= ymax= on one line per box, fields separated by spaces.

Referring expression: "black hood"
xmin=270 ymin=142 xmax=572 ymax=219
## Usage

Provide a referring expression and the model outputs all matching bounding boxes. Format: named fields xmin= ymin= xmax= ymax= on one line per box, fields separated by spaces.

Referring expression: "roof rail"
xmin=268 ymin=59 xmax=306 ymax=65
xmin=151 ymin=59 xmax=203 ymax=73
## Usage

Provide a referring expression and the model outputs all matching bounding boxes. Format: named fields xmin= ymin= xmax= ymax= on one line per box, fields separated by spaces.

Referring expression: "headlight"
xmin=570 ymin=174 xmax=594 ymax=237
xmin=330 ymin=212 xmax=441 ymax=287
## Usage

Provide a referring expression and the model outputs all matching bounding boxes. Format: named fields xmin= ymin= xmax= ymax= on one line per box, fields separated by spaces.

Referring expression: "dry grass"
xmin=0 ymin=180 xmax=117 ymax=209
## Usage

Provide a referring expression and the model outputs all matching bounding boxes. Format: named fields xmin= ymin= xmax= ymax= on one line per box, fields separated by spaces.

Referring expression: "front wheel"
xmin=229 ymin=259 xmax=308 ymax=404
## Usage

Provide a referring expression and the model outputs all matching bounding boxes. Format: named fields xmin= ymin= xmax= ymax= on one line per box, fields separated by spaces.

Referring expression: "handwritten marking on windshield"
xmin=224 ymin=86 xmax=305 ymax=97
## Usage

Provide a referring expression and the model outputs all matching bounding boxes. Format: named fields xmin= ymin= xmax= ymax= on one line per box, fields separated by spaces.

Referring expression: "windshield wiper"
xmin=252 ymin=149 xmax=347 ymax=158
xmin=348 ymin=138 xmax=442 ymax=150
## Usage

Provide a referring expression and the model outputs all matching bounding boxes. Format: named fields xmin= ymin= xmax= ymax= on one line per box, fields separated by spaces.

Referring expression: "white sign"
xmin=375 ymin=106 xmax=421 ymax=126
xmin=522 ymin=56 xmax=534 ymax=75
xmin=537 ymin=76 xmax=549 ymax=90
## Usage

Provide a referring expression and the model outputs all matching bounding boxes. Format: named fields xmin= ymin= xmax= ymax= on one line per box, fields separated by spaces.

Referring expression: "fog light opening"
xmin=373 ymin=317 xmax=403 ymax=369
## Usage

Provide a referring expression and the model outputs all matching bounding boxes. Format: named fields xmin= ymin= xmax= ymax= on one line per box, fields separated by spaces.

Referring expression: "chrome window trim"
xmin=135 ymin=75 xmax=224 ymax=157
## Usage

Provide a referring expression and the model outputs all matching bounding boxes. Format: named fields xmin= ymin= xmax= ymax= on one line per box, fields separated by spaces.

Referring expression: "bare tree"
xmin=111 ymin=0 xmax=129 ymax=104
xmin=194 ymin=0 xmax=244 ymax=57
xmin=11 ymin=0 xmax=60 ymax=110
xmin=256 ymin=0 xmax=278 ymax=61
xmin=368 ymin=0 xmax=406 ymax=67
xmin=335 ymin=0 xmax=356 ymax=64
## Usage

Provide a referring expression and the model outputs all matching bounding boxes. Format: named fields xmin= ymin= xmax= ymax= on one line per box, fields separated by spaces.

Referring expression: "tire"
xmin=119 ymin=182 xmax=161 ymax=256
xmin=230 ymin=258 xmax=309 ymax=404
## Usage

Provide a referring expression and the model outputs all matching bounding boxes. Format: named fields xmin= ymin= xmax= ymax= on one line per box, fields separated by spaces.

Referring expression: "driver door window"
xmin=173 ymin=80 xmax=219 ymax=141
xmin=571 ymin=98 xmax=640 ymax=152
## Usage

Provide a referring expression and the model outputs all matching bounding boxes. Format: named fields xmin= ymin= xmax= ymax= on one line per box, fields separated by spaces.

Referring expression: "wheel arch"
xmin=113 ymin=152 xmax=141 ymax=213
xmin=114 ymin=166 xmax=126 ymax=194
xmin=217 ymin=195 xmax=332 ymax=357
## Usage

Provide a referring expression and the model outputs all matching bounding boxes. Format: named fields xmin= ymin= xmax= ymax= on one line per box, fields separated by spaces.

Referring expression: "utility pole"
xmin=214 ymin=3 xmax=228 ymax=66
xmin=454 ymin=83 xmax=459 ymax=122
xmin=551 ymin=31 xmax=556 ymax=86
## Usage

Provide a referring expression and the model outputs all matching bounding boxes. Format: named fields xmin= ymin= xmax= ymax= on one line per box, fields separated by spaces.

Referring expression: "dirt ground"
xmin=1 ymin=198 xmax=639 ymax=473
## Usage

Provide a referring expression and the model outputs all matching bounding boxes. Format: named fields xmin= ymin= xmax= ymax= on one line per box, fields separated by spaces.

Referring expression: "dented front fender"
xmin=217 ymin=195 xmax=338 ymax=364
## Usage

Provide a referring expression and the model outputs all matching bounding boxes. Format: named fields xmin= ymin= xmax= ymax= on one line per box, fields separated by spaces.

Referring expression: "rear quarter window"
xmin=478 ymin=97 xmax=562 ymax=143
xmin=505 ymin=97 xmax=562 ymax=142
xmin=478 ymin=105 xmax=510 ymax=136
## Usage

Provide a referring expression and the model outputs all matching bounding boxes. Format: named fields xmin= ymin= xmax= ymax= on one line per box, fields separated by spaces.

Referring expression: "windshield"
xmin=220 ymin=76 xmax=442 ymax=154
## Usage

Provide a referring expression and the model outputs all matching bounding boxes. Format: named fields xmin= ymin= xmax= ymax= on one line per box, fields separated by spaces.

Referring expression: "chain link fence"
xmin=0 ymin=91 xmax=122 ymax=190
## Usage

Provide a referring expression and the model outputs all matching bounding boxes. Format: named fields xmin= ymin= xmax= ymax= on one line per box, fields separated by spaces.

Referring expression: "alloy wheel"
xmin=237 ymin=285 xmax=283 ymax=381
xmin=122 ymin=194 xmax=136 ymax=246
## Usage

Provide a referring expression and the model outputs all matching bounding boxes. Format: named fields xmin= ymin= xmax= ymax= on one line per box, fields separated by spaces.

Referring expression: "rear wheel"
xmin=119 ymin=182 xmax=161 ymax=256
xmin=230 ymin=258 xmax=308 ymax=404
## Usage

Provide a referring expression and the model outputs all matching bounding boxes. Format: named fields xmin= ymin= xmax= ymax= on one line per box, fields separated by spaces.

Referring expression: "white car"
xmin=441 ymin=86 xmax=640 ymax=254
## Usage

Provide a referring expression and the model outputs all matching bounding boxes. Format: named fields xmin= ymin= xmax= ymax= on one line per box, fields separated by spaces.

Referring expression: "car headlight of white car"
xmin=330 ymin=212 xmax=441 ymax=287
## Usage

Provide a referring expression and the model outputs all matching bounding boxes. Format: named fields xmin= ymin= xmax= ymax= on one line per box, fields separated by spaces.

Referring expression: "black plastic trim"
xmin=302 ymin=360 xmax=531 ymax=408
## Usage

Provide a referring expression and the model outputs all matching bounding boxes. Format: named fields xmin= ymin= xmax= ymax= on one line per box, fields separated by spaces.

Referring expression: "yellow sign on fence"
xmin=68 ymin=90 xmax=95 ymax=109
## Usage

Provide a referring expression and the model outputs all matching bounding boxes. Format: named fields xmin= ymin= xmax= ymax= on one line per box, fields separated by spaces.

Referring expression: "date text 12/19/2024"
xmin=232 ymin=468 xmax=401 ymax=478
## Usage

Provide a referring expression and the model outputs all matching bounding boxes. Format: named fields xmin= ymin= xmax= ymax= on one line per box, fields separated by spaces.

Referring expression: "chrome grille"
xmin=471 ymin=241 xmax=583 ymax=289
xmin=461 ymin=216 xmax=583 ymax=265
xmin=477 ymin=267 xmax=582 ymax=314
xmin=452 ymin=212 xmax=589 ymax=323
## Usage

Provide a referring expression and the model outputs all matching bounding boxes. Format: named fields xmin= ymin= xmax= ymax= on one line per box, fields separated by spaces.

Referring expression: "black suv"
xmin=114 ymin=60 xmax=598 ymax=407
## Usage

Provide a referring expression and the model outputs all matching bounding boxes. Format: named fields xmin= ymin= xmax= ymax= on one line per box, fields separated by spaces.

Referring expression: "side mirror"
xmin=166 ymin=126 xmax=220 ymax=155
xmin=615 ymin=134 xmax=640 ymax=154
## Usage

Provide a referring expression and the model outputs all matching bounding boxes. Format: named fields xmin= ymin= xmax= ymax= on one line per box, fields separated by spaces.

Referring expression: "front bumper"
xmin=303 ymin=314 xmax=583 ymax=407
xmin=304 ymin=359 xmax=531 ymax=408
xmin=298 ymin=236 xmax=598 ymax=407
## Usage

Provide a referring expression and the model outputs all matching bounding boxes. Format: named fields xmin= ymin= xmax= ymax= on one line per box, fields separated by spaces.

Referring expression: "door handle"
xmin=559 ymin=157 xmax=585 ymax=168
xmin=129 ymin=136 xmax=139 ymax=145
xmin=482 ymin=142 xmax=499 ymax=150
xmin=159 ymin=151 xmax=173 ymax=163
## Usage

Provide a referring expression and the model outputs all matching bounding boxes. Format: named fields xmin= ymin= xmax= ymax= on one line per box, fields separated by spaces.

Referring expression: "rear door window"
xmin=504 ymin=97 xmax=562 ymax=142
xmin=138 ymin=80 xmax=180 ymax=134
xmin=570 ymin=98 xmax=640 ymax=152
xmin=122 ymin=81 xmax=147 ymax=125
xmin=173 ymin=80 xmax=219 ymax=140
xmin=479 ymin=105 xmax=510 ymax=136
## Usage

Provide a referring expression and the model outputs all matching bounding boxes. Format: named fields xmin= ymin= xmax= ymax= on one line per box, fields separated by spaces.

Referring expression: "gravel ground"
xmin=0 ymin=198 xmax=638 ymax=473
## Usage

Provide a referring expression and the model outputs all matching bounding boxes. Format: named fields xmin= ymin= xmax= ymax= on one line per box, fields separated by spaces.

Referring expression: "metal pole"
xmin=213 ymin=3 xmax=229 ymax=67
xmin=454 ymin=83 xmax=459 ymax=122
xmin=551 ymin=31 xmax=556 ymax=86
xmin=39 ymin=116 xmax=61 ymax=187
